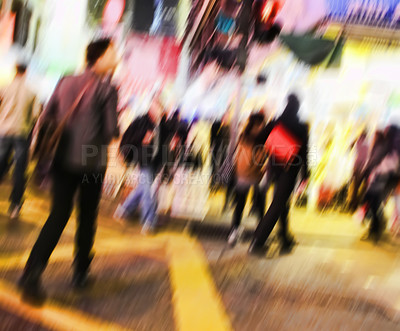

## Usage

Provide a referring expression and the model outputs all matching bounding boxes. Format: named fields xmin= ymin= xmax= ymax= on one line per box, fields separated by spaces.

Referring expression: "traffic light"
xmin=253 ymin=0 xmax=281 ymax=43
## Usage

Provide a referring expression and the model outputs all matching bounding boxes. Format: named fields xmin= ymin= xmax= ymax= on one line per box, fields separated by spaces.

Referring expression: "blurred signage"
xmin=103 ymin=0 xmax=125 ymax=30
xmin=328 ymin=0 xmax=400 ymax=23
xmin=37 ymin=0 xmax=88 ymax=74
xmin=0 ymin=13 xmax=15 ymax=53
xmin=120 ymin=35 xmax=181 ymax=95
xmin=215 ymin=13 xmax=236 ymax=35
xmin=152 ymin=0 xmax=179 ymax=36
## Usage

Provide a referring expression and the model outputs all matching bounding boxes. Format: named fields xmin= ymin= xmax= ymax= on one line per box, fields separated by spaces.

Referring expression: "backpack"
xmin=265 ymin=123 xmax=302 ymax=166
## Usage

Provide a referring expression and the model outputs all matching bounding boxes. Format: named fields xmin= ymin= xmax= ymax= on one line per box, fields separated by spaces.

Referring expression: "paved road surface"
xmin=0 ymin=184 xmax=400 ymax=330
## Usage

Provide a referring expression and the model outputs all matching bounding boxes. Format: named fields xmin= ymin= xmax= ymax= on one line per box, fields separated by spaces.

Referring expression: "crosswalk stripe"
xmin=164 ymin=234 xmax=232 ymax=331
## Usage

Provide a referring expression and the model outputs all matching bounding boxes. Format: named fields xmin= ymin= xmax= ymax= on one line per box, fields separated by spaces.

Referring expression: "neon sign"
xmin=328 ymin=0 xmax=400 ymax=24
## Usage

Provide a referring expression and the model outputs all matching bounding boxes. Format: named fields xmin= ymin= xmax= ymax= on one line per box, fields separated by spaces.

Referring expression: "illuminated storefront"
xmin=34 ymin=0 xmax=89 ymax=74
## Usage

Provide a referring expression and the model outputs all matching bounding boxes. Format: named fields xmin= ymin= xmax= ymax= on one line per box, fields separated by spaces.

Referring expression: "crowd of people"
xmin=0 ymin=38 xmax=400 ymax=305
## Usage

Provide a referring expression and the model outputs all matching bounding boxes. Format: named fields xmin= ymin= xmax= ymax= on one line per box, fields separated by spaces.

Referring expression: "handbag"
xmin=33 ymin=79 xmax=94 ymax=163
xmin=265 ymin=123 xmax=301 ymax=165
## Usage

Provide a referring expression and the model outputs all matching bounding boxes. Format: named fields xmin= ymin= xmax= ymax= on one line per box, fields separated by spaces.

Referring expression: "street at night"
xmin=1 ymin=181 xmax=400 ymax=330
xmin=1 ymin=0 xmax=400 ymax=330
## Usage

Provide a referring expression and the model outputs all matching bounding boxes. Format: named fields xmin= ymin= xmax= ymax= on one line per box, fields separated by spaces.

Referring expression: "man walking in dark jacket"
xmin=249 ymin=94 xmax=309 ymax=256
xmin=116 ymin=100 xmax=162 ymax=234
xmin=19 ymin=38 xmax=119 ymax=302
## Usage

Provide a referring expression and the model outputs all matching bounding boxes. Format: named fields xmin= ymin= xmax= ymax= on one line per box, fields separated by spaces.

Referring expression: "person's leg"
xmin=231 ymin=184 xmax=250 ymax=231
xmin=21 ymin=168 xmax=79 ymax=284
xmin=74 ymin=172 xmax=104 ymax=283
xmin=251 ymin=170 xmax=297 ymax=248
xmin=224 ymin=174 xmax=236 ymax=210
xmin=263 ymin=170 xmax=276 ymax=207
xmin=365 ymin=191 xmax=382 ymax=240
xmin=228 ymin=183 xmax=249 ymax=245
xmin=278 ymin=200 xmax=296 ymax=244
xmin=140 ymin=168 xmax=157 ymax=229
xmin=0 ymin=137 xmax=13 ymax=181
xmin=210 ymin=148 xmax=218 ymax=188
xmin=10 ymin=137 xmax=29 ymax=209
xmin=120 ymin=173 xmax=145 ymax=217
xmin=255 ymin=184 xmax=267 ymax=222
xmin=250 ymin=184 xmax=260 ymax=215
xmin=349 ymin=171 xmax=362 ymax=211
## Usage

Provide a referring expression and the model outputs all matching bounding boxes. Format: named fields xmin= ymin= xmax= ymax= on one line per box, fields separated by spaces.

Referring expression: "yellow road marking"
xmin=0 ymin=280 xmax=132 ymax=331
xmin=0 ymin=226 xmax=232 ymax=331
xmin=163 ymin=234 xmax=232 ymax=331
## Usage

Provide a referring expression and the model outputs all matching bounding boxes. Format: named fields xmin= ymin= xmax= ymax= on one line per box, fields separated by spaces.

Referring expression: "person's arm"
xmin=102 ymin=85 xmax=119 ymax=144
xmin=40 ymin=79 xmax=64 ymax=124
xmin=119 ymin=118 xmax=140 ymax=164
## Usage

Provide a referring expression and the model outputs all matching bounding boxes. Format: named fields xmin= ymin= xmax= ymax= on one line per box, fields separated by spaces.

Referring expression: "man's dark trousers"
xmin=253 ymin=166 xmax=299 ymax=247
xmin=23 ymin=165 xmax=104 ymax=278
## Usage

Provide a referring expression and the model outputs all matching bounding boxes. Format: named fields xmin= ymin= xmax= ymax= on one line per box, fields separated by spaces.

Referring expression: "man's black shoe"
xmin=8 ymin=204 xmax=21 ymax=220
xmin=72 ymin=273 xmax=94 ymax=290
xmin=248 ymin=241 xmax=269 ymax=257
xmin=361 ymin=231 xmax=381 ymax=245
xmin=280 ymin=239 xmax=297 ymax=255
xmin=18 ymin=277 xmax=46 ymax=307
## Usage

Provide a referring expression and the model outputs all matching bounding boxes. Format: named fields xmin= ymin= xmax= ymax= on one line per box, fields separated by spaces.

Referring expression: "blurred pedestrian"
xmin=249 ymin=94 xmax=309 ymax=256
xmin=19 ymin=38 xmax=119 ymax=303
xmin=116 ymin=99 xmax=163 ymax=234
xmin=0 ymin=63 xmax=40 ymax=219
xmin=364 ymin=130 xmax=386 ymax=176
xmin=210 ymin=113 xmax=230 ymax=190
xmin=348 ymin=131 xmax=369 ymax=212
xmin=228 ymin=113 xmax=266 ymax=246
xmin=362 ymin=126 xmax=400 ymax=243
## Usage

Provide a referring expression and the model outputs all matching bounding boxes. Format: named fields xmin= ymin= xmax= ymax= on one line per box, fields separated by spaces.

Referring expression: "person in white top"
xmin=0 ymin=63 xmax=40 ymax=219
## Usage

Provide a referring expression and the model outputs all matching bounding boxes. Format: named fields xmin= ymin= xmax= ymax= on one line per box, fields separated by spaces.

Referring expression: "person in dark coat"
xmin=249 ymin=94 xmax=309 ymax=256
xmin=363 ymin=131 xmax=386 ymax=178
xmin=210 ymin=115 xmax=230 ymax=189
xmin=348 ymin=131 xmax=369 ymax=212
xmin=153 ymin=112 xmax=176 ymax=180
xmin=19 ymin=39 xmax=119 ymax=302
xmin=362 ymin=126 xmax=400 ymax=243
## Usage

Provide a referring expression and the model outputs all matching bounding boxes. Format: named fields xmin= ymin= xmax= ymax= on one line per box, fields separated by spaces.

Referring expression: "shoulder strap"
xmin=59 ymin=79 xmax=94 ymax=127
xmin=50 ymin=78 xmax=95 ymax=140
